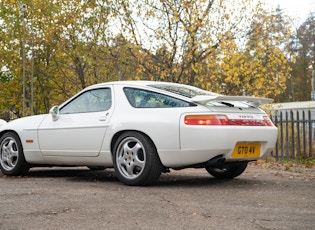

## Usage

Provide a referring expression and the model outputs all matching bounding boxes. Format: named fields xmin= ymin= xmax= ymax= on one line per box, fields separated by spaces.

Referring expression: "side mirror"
xmin=49 ymin=106 xmax=60 ymax=121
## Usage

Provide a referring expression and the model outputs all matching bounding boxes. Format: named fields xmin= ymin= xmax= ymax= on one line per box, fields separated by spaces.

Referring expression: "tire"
xmin=113 ymin=131 xmax=163 ymax=186
xmin=0 ymin=132 xmax=30 ymax=176
xmin=205 ymin=161 xmax=248 ymax=179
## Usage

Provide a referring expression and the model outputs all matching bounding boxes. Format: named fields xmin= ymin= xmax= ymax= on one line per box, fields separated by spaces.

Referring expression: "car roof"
xmin=59 ymin=80 xmax=201 ymax=108
xmin=87 ymin=80 xmax=182 ymax=88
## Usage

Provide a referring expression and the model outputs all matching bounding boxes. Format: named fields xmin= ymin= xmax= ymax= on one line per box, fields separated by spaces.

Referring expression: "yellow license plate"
xmin=231 ymin=143 xmax=261 ymax=158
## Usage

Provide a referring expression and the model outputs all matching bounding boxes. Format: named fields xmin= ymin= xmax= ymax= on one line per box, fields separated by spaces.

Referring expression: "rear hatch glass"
xmin=149 ymin=84 xmax=255 ymax=109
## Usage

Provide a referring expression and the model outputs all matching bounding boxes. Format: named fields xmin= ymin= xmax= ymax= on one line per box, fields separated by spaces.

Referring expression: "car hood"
xmin=0 ymin=114 xmax=48 ymax=132
xmin=0 ymin=119 xmax=7 ymax=127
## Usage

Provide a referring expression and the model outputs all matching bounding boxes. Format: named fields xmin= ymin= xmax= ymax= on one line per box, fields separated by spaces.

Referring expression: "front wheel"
xmin=205 ymin=162 xmax=248 ymax=179
xmin=113 ymin=131 xmax=163 ymax=186
xmin=0 ymin=132 xmax=30 ymax=176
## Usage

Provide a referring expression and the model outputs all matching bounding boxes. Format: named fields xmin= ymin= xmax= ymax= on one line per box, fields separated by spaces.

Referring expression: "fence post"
xmin=280 ymin=111 xmax=284 ymax=160
xmin=309 ymin=110 xmax=312 ymax=158
xmin=285 ymin=111 xmax=289 ymax=160
xmin=274 ymin=113 xmax=279 ymax=160
xmin=290 ymin=110 xmax=295 ymax=159
xmin=297 ymin=111 xmax=301 ymax=157
xmin=303 ymin=111 xmax=306 ymax=158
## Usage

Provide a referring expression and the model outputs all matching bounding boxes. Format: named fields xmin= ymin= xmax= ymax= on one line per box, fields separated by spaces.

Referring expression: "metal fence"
xmin=272 ymin=110 xmax=315 ymax=160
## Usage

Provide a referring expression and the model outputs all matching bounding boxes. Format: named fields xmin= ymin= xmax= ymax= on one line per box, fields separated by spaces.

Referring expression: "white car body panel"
xmin=1 ymin=115 xmax=46 ymax=163
xmin=0 ymin=81 xmax=278 ymax=169
xmin=38 ymin=110 xmax=111 ymax=157
xmin=0 ymin=119 xmax=7 ymax=127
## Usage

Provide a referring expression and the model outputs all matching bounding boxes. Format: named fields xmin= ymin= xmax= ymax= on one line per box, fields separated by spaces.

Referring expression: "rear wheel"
xmin=205 ymin=162 xmax=248 ymax=179
xmin=0 ymin=132 xmax=30 ymax=176
xmin=113 ymin=131 xmax=163 ymax=186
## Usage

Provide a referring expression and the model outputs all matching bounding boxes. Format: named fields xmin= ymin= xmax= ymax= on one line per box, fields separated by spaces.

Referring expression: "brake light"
xmin=184 ymin=115 xmax=229 ymax=125
xmin=184 ymin=115 xmax=275 ymax=126
xmin=263 ymin=116 xmax=275 ymax=126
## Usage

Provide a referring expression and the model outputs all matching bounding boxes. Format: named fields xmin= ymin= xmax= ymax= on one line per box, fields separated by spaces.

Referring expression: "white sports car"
xmin=0 ymin=81 xmax=277 ymax=185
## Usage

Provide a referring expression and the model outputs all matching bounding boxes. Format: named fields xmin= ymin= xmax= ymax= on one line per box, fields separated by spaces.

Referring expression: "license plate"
xmin=231 ymin=143 xmax=261 ymax=158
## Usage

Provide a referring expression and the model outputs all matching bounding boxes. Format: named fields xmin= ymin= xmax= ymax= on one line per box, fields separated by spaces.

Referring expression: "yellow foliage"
xmin=0 ymin=0 xmax=295 ymax=117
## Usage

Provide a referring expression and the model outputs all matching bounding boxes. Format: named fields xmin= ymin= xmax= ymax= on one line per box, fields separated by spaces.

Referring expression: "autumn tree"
xmin=29 ymin=0 xmax=117 ymax=107
xmin=281 ymin=13 xmax=315 ymax=102
xmin=116 ymin=0 xmax=257 ymax=83
xmin=0 ymin=0 xmax=296 ymax=119
xmin=115 ymin=0 xmax=292 ymax=99
xmin=215 ymin=6 xmax=292 ymax=99
xmin=0 ymin=0 xmax=139 ymax=117
xmin=0 ymin=0 xmax=26 ymax=117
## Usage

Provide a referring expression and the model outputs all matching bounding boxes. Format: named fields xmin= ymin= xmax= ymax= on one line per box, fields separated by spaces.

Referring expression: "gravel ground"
xmin=0 ymin=164 xmax=314 ymax=230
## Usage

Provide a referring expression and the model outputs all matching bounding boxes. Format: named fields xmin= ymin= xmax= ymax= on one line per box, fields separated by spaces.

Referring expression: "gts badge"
xmin=239 ymin=115 xmax=254 ymax=119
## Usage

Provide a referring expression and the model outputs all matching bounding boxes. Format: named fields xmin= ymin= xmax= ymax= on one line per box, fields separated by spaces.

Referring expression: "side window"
xmin=124 ymin=87 xmax=192 ymax=108
xmin=60 ymin=88 xmax=111 ymax=114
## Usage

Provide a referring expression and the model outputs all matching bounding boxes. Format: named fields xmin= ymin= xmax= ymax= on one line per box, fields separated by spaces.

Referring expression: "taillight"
xmin=184 ymin=115 xmax=275 ymax=126
xmin=263 ymin=116 xmax=275 ymax=126
xmin=184 ymin=115 xmax=229 ymax=125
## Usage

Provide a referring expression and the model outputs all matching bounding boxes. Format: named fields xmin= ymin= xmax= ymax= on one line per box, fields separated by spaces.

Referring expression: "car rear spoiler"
xmin=191 ymin=95 xmax=273 ymax=107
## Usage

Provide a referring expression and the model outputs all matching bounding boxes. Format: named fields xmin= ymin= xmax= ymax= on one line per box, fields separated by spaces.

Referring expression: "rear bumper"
xmin=158 ymin=146 xmax=274 ymax=168
xmin=158 ymin=126 xmax=277 ymax=167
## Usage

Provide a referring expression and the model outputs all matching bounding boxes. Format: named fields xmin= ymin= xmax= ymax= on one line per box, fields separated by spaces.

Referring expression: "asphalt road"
xmin=0 ymin=164 xmax=314 ymax=230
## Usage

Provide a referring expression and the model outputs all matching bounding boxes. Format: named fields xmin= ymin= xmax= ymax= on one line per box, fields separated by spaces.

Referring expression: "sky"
xmin=264 ymin=0 xmax=315 ymax=25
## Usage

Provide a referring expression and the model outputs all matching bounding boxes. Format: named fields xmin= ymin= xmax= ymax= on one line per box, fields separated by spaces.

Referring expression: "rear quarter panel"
xmin=101 ymin=84 xmax=207 ymax=153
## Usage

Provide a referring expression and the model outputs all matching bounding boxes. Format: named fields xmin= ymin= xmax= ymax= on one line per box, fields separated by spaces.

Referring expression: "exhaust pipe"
xmin=205 ymin=155 xmax=226 ymax=168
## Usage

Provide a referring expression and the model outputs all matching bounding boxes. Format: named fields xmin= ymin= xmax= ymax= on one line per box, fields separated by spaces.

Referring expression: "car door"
xmin=38 ymin=87 xmax=113 ymax=157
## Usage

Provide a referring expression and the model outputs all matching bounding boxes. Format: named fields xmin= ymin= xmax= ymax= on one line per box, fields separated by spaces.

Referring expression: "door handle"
xmin=99 ymin=112 xmax=109 ymax=121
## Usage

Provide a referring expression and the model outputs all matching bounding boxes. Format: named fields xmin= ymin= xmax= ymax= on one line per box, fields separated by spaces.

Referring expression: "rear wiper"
xmin=219 ymin=101 xmax=234 ymax=107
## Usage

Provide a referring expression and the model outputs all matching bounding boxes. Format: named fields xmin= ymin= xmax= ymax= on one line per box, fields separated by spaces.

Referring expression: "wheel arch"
xmin=0 ymin=130 xmax=26 ymax=160
xmin=110 ymin=130 xmax=159 ymax=157
xmin=0 ymin=130 xmax=22 ymax=144
xmin=0 ymin=130 xmax=25 ymax=154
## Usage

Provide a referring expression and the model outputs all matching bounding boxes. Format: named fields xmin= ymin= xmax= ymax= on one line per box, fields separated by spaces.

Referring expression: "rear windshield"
xmin=150 ymin=84 xmax=254 ymax=108
xmin=149 ymin=84 xmax=218 ymax=98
